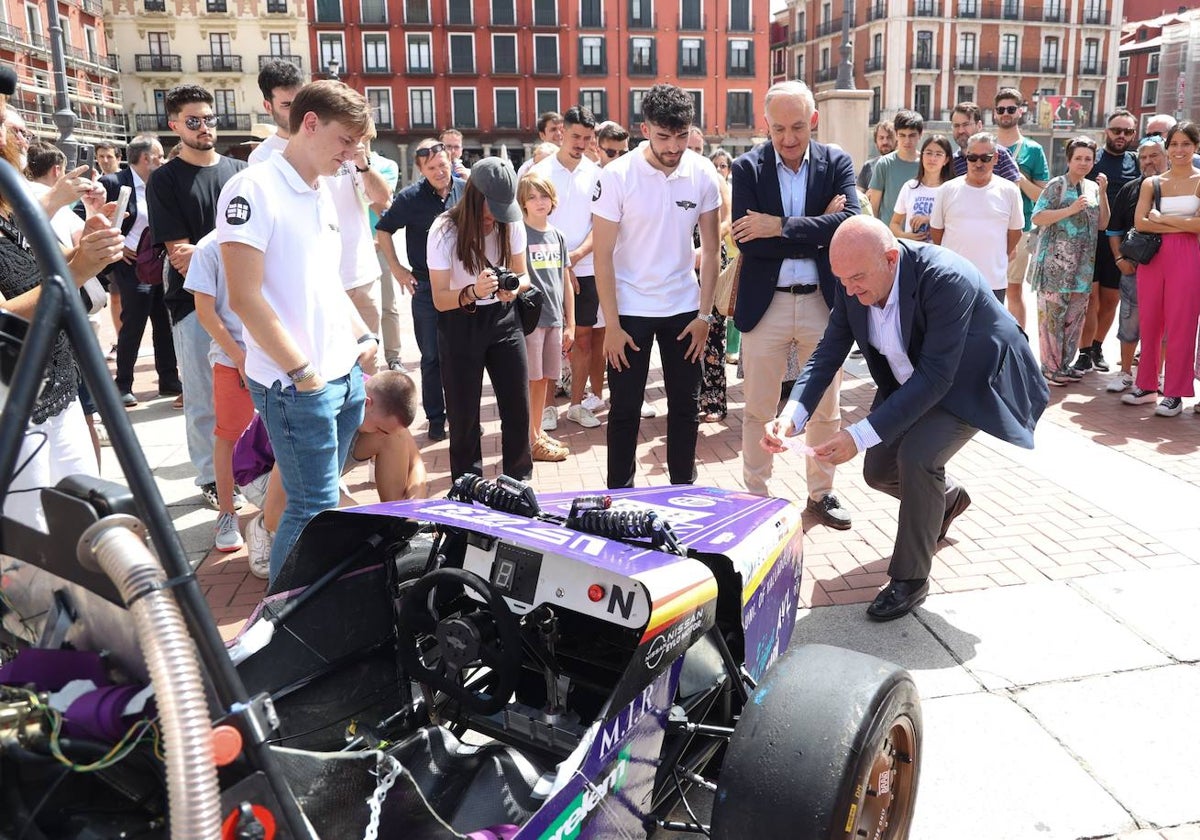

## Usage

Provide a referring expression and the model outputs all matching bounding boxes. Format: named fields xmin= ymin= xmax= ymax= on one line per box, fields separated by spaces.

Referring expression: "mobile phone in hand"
xmin=111 ymin=185 xmax=132 ymax=229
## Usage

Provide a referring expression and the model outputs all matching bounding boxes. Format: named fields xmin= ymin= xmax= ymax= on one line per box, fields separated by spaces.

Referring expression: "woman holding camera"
xmin=428 ymin=157 xmax=533 ymax=480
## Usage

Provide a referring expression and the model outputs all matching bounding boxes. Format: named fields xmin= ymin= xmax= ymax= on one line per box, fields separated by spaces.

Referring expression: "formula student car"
xmin=0 ymin=160 xmax=921 ymax=839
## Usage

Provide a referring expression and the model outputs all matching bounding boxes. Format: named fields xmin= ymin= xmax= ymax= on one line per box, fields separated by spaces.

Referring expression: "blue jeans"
xmin=411 ymin=277 xmax=445 ymax=425
xmin=170 ymin=311 xmax=215 ymax=487
xmin=249 ymin=367 xmax=365 ymax=581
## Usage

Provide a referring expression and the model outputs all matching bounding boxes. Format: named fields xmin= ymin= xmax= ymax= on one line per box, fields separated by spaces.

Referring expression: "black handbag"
xmin=515 ymin=286 xmax=544 ymax=335
xmin=1119 ymin=177 xmax=1163 ymax=265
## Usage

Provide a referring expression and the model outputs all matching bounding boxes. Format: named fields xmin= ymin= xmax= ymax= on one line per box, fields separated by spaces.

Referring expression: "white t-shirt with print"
xmin=892 ymin=181 xmax=943 ymax=234
xmin=930 ymin=176 xmax=1024 ymax=290
xmin=590 ymin=144 xmax=722 ymax=318
xmin=182 ymin=230 xmax=243 ymax=368
xmin=426 ymin=215 xmax=528 ymax=307
xmin=215 ymin=153 xmax=359 ymax=387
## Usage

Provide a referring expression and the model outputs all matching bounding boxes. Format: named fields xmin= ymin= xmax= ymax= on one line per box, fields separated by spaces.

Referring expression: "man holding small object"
xmin=764 ymin=217 xmax=1048 ymax=621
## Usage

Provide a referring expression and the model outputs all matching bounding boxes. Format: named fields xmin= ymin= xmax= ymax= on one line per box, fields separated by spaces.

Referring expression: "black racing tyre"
xmin=710 ymin=643 xmax=921 ymax=840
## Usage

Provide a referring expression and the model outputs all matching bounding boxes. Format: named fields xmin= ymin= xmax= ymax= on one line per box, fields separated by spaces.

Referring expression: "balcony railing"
xmin=911 ymin=53 xmax=936 ymax=69
xmin=215 ymin=113 xmax=252 ymax=131
xmin=144 ymin=0 xmax=166 ymax=10
xmin=0 ymin=22 xmax=21 ymax=43
xmin=135 ymin=114 xmax=172 ymax=131
xmin=80 ymin=0 xmax=103 ymax=15
xmin=815 ymin=19 xmax=840 ymax=37
xmin=867 ymin=1 xmax=887 ymax=20
xmin=956 ymin=55 xmax=977 ymax=70
xmin=259 ymin=54 xmax=303 ymax=70
xmin=1039 ymin=58 xmax=1064 ymax=73
xmin=363 ymin=63 xmax=392 ymax=74
xmin=1083 ymin=9 xmax=1109 ymax=23
xmin=913 ymin=0 xmax=940 ymax=15
xmin=864 ymin=55 xmax=884 ymax=72
xmin=197 ymin=54 xmax=242 ymax=72
xmin=266 ymin=0 xmax=290 ymax=11
xmin=1079 ymin=62 xmax=1105 ymax=75
xmin=815 ymin=66 xmax=838 ymax=83
xmin=135 ymin=54 xmax=183 ymax=72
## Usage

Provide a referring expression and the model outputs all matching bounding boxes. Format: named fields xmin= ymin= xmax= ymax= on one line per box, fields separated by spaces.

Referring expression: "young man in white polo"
xmin=218 ymin=80 xmax=379 ymax=582
xmin=592 ymin=83 xmax=722 ymax=488
xmin=532 ymin=105 xmax=604 ymax=430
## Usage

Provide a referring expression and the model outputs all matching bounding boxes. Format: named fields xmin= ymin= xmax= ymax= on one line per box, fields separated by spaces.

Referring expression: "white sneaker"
xmin=94 ymin=421 xmax=111 ymax=447
xmin=566 ymin=403 xmax=601 ymax=428
xmin=1105 ymin=371 xmax=1134 ymax=393
xmin=246 ymin=513 xmax=273 ymax=580
xmin=640 ymin=402 xmax=658 ymax=419
xmin=581 ymin=393 xmax=605 ymax=412
xmin=214 ymin=512 xmax=244 ymax=553
xmin=541 ymin=406 xmax=558 ymax=431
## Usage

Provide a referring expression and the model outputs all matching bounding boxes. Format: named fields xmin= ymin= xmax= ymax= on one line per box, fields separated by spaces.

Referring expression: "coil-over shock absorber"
xmin=448 ymin=473 xmax=541 ymax=518
xmin=567 ymin=503 xmax=684 ymax=556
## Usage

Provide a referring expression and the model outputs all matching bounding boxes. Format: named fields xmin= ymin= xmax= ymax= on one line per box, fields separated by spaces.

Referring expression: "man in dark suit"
xmin=100 ymin=136 xmax=179 ymax=406
xmin=766 ymin=216 xmax=1049 ymax=620
xmin=731 ymin=80 xmax=859 ymax=529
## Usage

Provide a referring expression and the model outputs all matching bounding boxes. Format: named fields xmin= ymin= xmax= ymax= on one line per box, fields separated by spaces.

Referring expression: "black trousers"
xmin=607 ymin=310 xmax=701 ymax=488
xmin=110 ymin=261 xmax=179 ymax=395
xmin=437 ymin=302 xmax=532 ymax=481
xmin=862 ymin=406 xmax=977 ymax=581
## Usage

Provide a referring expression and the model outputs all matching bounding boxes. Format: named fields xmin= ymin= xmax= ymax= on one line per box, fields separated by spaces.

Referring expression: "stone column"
xmin=813 ymin=89 xmax=874 ymax=174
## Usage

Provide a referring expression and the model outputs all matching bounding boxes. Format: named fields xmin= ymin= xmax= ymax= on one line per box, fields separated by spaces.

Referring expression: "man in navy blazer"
xmin=100 ymin=137 xmax=179 ymax=405
xmin=767 ymin=217 xmax=1049 ymax=620
xmin=731 ymin=80 xmax=859 ymax=529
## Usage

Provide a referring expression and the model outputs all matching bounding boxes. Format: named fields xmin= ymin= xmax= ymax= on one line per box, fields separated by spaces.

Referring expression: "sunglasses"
xmin=995 ymin=105 xmax=1020 ymax=115
xmin=965 ymin=153 xmax=995 ymax=163
xmin=602 ymin=147 xmax=628 ymax=159
xmin=180 ymin=115 xmax=220 ymax=130
xmin=1108 ymin=127 xmax=1136 ymax=136
xmin=415 ymin=142 xmax=447 ymax=159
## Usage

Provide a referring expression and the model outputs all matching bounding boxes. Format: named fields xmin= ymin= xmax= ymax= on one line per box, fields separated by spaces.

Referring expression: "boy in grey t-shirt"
xmin=518 ymin=172 xmax=575 ymax=461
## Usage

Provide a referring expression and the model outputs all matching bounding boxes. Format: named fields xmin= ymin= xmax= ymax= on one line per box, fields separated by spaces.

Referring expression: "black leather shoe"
xmin=806 ymin=494 xmax=852 ymax=530
xmin=428 ymin=420 xmax=446 ymax=442
xmin=938 ymin=488 xmax=972 ymax=542
xmin=866 ymin=579 xmax=929 ymax=621
xmin=158 ymin=382 xmax=183 ymax=397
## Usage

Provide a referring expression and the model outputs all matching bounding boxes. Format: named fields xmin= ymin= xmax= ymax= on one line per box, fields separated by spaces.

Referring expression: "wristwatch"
xmin=699 ymin=313 xmax=718 ymax=325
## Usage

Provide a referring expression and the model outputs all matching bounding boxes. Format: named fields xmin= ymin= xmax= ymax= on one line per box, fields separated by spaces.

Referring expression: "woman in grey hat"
xmin=427 ymin=157 xmax=534 ymax=479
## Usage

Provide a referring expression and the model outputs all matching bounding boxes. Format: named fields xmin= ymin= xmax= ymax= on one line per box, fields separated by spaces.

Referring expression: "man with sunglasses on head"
xmin=1072 ymin=109 xmax=1140 ymax=376
xmin=375 ymin=138 xmax=464 ymax=442
xmin=930 ymin=132 xmax=1024 ymax=303
xmin=147 ymin=84 xmax=247 ymax=512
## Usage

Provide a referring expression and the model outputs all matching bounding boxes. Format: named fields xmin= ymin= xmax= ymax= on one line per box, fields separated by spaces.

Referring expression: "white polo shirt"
xmin=532 ymin=153 xmax=600 ymax=276
xmin=215 ymin=153 xmax=359 ymax=387
xmin=325 ymin=162 xmax=381 ymax=291
xmin=249 ymin=135 xmax=379 ymax=291
xmin=591 ymin=143 xmax=722 ymax=318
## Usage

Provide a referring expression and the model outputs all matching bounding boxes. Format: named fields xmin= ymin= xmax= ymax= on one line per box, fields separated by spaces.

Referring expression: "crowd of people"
xmin=2 ymin=71 xmax=1198 ymax=620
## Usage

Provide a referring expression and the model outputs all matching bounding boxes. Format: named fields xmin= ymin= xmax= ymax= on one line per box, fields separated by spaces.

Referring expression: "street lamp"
xmin=835 ymin=0 xmax=856 ymax=89
xmin=326 ymin=58 xmax=340 ymax=80
xmin=45 ymin=2 xmax=84 ymax=167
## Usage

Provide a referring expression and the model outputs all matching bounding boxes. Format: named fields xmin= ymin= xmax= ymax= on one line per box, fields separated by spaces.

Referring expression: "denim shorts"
xmin=1116 ymin=272 xmax=1139 ymax=344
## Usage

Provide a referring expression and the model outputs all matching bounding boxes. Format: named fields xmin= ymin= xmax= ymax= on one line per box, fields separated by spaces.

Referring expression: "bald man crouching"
xmin=764 ymin=217 xmax=1049 ymax=620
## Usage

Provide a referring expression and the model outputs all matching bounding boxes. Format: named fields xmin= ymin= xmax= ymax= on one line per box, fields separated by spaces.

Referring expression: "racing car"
xmin=0 ymin=159 xmax=921 ymax=839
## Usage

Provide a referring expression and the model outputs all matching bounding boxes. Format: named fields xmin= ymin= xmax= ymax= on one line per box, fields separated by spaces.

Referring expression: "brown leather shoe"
xmin=805 ymin=494 xmax=852 ymax=530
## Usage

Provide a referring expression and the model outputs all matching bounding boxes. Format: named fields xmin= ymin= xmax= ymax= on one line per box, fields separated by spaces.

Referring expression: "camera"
xmin=493 ymin=265 xmax=520 ymax=292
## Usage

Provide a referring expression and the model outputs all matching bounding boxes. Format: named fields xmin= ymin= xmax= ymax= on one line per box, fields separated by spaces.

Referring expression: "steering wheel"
xmin=396 ymin=567 xmax=523 ymax=715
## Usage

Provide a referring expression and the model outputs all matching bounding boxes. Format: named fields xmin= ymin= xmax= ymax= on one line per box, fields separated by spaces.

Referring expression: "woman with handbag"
xmin=427 ymin=157 xmax=534 ymax=479
xmin=1121 ymin=121 xmax=1200 ymax=416
xmin=1028 ymin=136 xmax=1109 ymax=386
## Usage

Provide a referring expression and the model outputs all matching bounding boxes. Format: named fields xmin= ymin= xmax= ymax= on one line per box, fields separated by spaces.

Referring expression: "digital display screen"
xmin=491 ymin=542 xmax=542 ymax=605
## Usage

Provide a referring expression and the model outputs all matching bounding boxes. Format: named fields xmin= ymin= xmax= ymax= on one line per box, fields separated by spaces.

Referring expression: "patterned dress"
xmin=699 ymin=239 xmax=728 ymax=420
xmin=1028 ymin=175 xmax=1102 ymax=379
